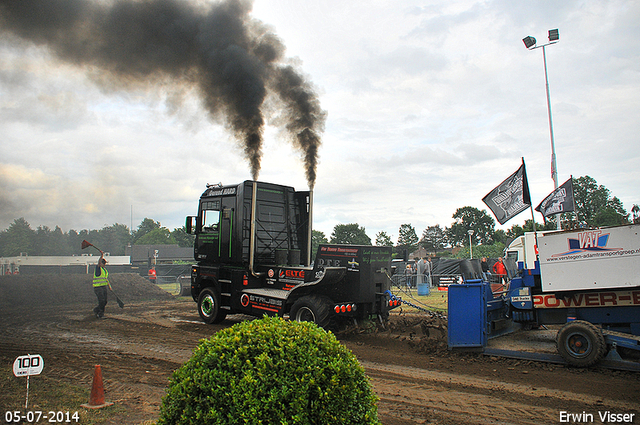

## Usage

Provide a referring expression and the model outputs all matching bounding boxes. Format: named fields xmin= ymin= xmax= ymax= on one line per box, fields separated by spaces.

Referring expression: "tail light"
xmin=333 ymin=303 xmax=357 ymax=314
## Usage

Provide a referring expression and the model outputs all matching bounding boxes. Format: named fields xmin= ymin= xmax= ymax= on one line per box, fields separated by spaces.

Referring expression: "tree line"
xmin=314 ymin=176 xmax=637 ymax=259
xmin=0 ymin=218 xmax=193 ymax=257
xmin=1 ymin=175 xmax=636 ymax=259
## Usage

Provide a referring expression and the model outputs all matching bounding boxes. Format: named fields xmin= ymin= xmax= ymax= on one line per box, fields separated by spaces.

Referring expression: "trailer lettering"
xmin=579 ymin=231 xmax=601 ymax=249
xmin=561 ymin=294 xmax=584 ymax=307
xmin=545 ymin=295 xmax=560 ymax=308
xmin=600 ymin=292 xmax=617 ymax=306
xmin=584 ymin=293 xmax=599 ymax=307
xmin=317 ymin=259 xmax=341 ymax=267
xmin=534 ymin=291 xmax=640 ymax=309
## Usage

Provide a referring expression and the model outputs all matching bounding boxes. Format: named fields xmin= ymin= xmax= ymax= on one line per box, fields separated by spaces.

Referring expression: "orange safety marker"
xmin=81 ymin=365 xmax=114 ymax=409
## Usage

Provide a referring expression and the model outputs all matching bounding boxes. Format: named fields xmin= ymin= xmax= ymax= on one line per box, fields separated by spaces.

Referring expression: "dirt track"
xmin=1 ymin=274 xmax=639 ymax=424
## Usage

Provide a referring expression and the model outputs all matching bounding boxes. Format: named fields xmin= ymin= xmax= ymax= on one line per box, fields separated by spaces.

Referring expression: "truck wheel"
xmin=290 ymin=295 xmax=331 ymax=329
xmin=198 ymin=288 xmax=227 ymax=324
xmin=556 ymin=320 xmax=606 ymax=367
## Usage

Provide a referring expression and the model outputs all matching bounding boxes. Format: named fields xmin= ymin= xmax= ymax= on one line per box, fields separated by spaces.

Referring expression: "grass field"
xmin=389 ymin=287 xmax=448 ymax=313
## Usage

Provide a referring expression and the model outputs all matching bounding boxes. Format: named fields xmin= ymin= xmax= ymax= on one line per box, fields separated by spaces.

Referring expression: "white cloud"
xmin=0 ymin=0 xmax=638 ymax=242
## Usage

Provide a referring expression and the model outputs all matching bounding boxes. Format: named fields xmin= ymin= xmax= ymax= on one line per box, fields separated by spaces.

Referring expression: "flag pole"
xmin=530 ymin=202 xmax=539 ymax=262
xmin=523 ymin=157 xmax=539 ymax=261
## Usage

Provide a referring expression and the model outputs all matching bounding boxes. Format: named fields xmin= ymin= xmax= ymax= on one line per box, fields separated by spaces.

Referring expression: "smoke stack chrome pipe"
xmin=307 ymin=189 xmax=313 ymax=266
xmin=249 ymin=181 xmax=262 ymax=277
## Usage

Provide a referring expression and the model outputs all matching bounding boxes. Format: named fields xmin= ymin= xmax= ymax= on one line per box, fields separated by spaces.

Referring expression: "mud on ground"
xmin=0 ymin=274 xmax=639 ymax=424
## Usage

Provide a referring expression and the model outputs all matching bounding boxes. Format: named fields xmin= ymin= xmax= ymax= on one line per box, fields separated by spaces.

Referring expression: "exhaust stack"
xmin=307 ymin=189 xmax=313 ymax=266
xmin=249 ymin=181 xmax=262 ymax=277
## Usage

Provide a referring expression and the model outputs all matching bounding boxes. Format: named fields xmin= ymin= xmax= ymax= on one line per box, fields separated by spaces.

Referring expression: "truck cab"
xmin=186 ymin=181 xmax=397 ymax=328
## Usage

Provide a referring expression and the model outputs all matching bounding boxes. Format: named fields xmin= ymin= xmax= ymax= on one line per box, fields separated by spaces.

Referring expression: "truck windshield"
xmin=201 ymin=200 xmax=221 ymax=233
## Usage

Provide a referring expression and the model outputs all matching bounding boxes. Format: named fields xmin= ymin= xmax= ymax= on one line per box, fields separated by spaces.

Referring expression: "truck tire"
xmin=556 ymin=320 xmax=606 ymax=367
xmin=290 ymin=295 xmax=331 ymax=329
xmin=198 ymin=288 xmax=227 ymax=324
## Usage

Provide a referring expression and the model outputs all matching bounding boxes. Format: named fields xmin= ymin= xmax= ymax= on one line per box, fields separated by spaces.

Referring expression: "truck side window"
xmin=201 ymin=200 xmax=221 ymax=232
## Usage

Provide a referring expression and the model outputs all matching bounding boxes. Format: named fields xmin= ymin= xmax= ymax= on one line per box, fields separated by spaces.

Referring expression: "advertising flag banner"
xmin=535 ymin=177 xmax=575 ymax=219
xmin=482 ymin=160 xmax=531 ymax=225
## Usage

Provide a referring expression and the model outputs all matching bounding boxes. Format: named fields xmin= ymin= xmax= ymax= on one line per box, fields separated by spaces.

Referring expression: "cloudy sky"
xmin=0 ymin=0 xmax=638 ymax=243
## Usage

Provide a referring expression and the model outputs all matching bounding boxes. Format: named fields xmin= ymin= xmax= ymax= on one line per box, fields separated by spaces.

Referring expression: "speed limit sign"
xmin=13 ymin=354 xmax=44 ymax=377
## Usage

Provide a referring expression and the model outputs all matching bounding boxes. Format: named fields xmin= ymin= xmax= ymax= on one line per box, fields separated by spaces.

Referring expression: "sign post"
xmin=13 ymin=354 xmax=44 ymax=409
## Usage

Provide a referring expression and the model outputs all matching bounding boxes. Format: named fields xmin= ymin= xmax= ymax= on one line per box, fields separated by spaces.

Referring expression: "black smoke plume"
xmin=0 ymin=0 xmax=325 ymax=187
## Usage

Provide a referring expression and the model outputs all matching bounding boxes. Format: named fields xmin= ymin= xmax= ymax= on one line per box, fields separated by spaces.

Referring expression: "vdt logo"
xmin=552 ymin=230 xmax=621 ymax=257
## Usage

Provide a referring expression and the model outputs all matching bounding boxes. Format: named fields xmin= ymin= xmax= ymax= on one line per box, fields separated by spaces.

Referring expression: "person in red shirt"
xmin=492 ymin=257 xmax=507 ymax=286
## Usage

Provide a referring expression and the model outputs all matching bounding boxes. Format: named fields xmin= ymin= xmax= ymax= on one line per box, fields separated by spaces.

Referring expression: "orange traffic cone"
xmin=81 ymin=365 xmax=114 ymax=409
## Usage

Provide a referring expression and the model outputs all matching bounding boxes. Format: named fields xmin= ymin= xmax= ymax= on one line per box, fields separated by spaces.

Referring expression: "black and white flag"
xmin=482 ymin=160 xmax=531 ymax=225
xmin=535 ymin=177 xmax=575 ymax=219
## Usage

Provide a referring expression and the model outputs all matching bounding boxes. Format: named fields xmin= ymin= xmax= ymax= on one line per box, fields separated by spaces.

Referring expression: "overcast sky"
xmin=0 ymin=0 xmax=638 ymax=243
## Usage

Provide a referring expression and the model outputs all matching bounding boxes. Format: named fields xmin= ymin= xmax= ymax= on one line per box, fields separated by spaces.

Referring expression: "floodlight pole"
xmin=524 ymin=30 xmax=561 ymax=230
xmin=542 ymin=45 xmax=558 ymax=198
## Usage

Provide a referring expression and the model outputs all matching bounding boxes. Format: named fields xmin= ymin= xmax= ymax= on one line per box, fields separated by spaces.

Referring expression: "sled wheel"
xmin=290 ymin=295 xmax=332 ymax=329
xmin=198 ymin=288 xmax=227 ymax=324
xmin=556 ymin=320 xmax=606 ymax=367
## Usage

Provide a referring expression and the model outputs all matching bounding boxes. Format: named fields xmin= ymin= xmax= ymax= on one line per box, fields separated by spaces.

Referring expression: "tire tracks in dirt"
xmin=363 ymin=361 xmax=640 ymax=425
xmin=2 ymin=295 xmax=639 ymax=425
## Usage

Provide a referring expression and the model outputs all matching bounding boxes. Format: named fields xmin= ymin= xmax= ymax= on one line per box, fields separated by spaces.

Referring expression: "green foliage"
xmin=375 ymin=231 xmax=393 ymax=247
xmin=568 ymin=176 xmax=628 ymax=228
xmin=172 ymin=226 xmax=196 ymax=248
xmin=330 ymin=223 xmax=371 ymax=245
xmin=97 ymin=223 xmax=133 ymax=255
xmin=420 ymin=225 xmax=446 ymax=253
xmin=492 ymin=229 xmax=507 ymax=245
xmin=135 ymin=227 xmax=176 ymax=245
xmin=0 ymin=217 xmax=190 ymax=256
xmin=133 ymin=218 xmax=161 ymax=242
xmin=396 ymin=223 xmax=418 ymax=255
xmin=1 ymin=218 xmax=34 ymax=256
xmin=312 ymin=229 xmax=328 ymax=259
xmin=158 ymin=316 xmax=380 ymax=425
xmin=445 ymin=206 xmax=495 ymax=247
xmin=456 ymin=242 xmax=505 ymax=260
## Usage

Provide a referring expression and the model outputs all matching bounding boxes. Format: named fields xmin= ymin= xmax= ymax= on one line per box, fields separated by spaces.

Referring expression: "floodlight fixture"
xmin=548 ymin=29 xmax=559 ymax=42
xmin=522 ymin=36 xmax=536 ymax=49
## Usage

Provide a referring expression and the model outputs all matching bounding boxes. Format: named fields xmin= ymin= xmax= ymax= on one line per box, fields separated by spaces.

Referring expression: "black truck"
xmin=185 ymin=180 xmax=399 ymax=328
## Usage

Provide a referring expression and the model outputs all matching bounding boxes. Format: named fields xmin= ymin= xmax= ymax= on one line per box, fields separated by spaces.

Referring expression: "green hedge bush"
xmin=158 ymin=316 xmax=380 ymax=425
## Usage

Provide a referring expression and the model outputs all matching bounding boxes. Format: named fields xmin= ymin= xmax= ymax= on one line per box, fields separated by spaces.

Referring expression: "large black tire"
xmin=556 ymin=320 xmax=606 ymax=367
xmin=289 ymin=295 xmax=332 ymax=329
xmin=197 ymin=288 xmax=227 ymax=324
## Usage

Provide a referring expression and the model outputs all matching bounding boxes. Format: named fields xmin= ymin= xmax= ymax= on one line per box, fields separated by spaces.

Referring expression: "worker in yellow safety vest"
xmin=93 ymin=254 xmax=111 ymax=318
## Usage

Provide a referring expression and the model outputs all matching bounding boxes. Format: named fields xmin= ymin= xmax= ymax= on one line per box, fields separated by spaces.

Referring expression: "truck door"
xmin=196 ymin=199 xmax=222 ymax=262
xmin=196 ymin=197 xmax=235 ymax=263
